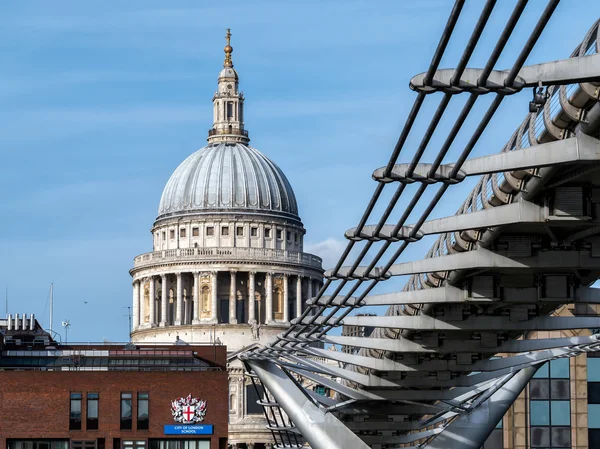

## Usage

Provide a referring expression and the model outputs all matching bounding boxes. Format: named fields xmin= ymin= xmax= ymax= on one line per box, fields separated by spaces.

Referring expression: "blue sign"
xmin=164 ymin=424 xmax=214 ymax=435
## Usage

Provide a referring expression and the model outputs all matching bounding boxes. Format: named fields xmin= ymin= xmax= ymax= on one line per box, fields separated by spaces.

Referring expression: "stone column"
xmin=149 ymin=276 xmax=156 ymax=327
xmin=132 ymin=280 xmax=140 ymax=331
xmin=265 ymin=272 xmax=273 ymax=324
xmin=296 ymin=275 xmax=303 ymax=319
xmin=229 ymin=270 xmax=237 ymax=324
xmin=160 ymin=274 xmax=167 ymax=327
xmin=193 ymin=272 xmax=200 ymax=324
xmin=183 ymin=296 xmax=189 ymax=324
xmin=248 ymin=271 xmax=256 ymax=323
xmin=211 ymin=271 xmax=218 ymax=323
xmin=283 ymin=274 xmax=289 ymax=323
xmin=139 ymin=278 xmax=146 ymax=326
xmin=175 ymin=272 xmax=183 ymax=325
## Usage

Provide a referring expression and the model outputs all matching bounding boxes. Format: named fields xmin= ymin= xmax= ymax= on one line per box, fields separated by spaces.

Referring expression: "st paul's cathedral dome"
xmin=130 ymin=28 xmax=324 ymax=449
xmin=157 ymin=142 xmax=299 ymax=220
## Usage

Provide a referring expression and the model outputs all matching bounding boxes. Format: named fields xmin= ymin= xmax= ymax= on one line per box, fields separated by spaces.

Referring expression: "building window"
xmin=149 ymin=442 xmax=209 ymax=449
xmin=72 ymin=442 xmax=97 ymax=449
xmin=180 ymin=228 xmax=186 ymax=238
xmin=314 ymin=385 xmax=329 ymax=396
xmin=264 ymin=228 xmax=271 ymax=238
xmin=8 ymin=442 xmax=69 ymax=449
xmin=169 ymin=230 xmax=175 ymax=239
xmin=276 ymin=229 xmax=282 ymax=240
xmin=192 ymin=227 xmax=199 ymax=237
xmin=251 ymin=227 xmax=258 ymax=237
xmin=588 ymin=354 xmax=600 ymax=445
xmin=137 ymin=393 xmax=149 ymax=430
xmin=294 ymin=232 xmax=298 ymax=243
xmin=70 ymin=393 xmax=82 ymax=430
xmin=122 ymin=442 xmax=146 ymax=449
xmin=222 ymin=226 xmax=230 ymax=236
xmin=246 ymin=385 xmax=262 ymax=415
xmin=206 ymin=226 xmax=214 ymax=236
xmin=120 ymin=393 xmax=133 ymax=430
xmin=86 ymin=393 xmax=99 ymax=430
xmin=287 ymin=231 xmax=292 ymax=241
xmin=530 ymin=359 xmax=570 ymax=448
xmin=236 ymin=226 xmax=244 ymax=236
xmin=162 ymin=232 xmax=166 ymax=241
xmin=227 ymin=101 xmax=233 ymax=118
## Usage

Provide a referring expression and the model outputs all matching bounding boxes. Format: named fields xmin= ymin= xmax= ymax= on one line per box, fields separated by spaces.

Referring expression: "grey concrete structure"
xmin=238 ymin=2 xmax=600 ymax=448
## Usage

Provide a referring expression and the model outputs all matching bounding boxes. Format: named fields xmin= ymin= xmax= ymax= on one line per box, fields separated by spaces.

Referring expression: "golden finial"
xmin=224 ymin=28 xmax=233 ymax=67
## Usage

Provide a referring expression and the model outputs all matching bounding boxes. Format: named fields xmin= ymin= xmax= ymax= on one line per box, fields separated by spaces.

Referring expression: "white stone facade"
xmin=129 ymin=30 xmax=323 ymax=449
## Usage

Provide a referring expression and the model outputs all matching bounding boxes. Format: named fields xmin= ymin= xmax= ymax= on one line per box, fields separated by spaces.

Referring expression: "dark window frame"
xmin=120 ymin=392 xmax=133 ymax=430
xmin=245 ymin=384 xmax=262 ymax=415
xmin=137 ymin=392 xmax=149 ymax=430
xmin=71 ymin=441 xmax=97 ymax=449
xmin=206 ymin=226 xmax=214 ymax=236
xmin=86 ymin=392 xmax=99 ymax=430
xmin=70 ymin=392 xmax=82 ymax=431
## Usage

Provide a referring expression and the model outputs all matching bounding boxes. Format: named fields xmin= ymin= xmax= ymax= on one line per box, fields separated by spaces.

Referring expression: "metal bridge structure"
xmin=239 ymin=1 xmax=600 ymax=448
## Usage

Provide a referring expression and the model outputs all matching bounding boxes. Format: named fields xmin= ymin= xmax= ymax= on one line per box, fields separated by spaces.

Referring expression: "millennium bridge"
xmin=239 ymin=1 xmax=600 ymax=448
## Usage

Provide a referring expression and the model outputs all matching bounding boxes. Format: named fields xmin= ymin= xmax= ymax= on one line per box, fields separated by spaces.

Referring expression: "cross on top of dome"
xmin=224 ymin=28 xmax=233 ymax=68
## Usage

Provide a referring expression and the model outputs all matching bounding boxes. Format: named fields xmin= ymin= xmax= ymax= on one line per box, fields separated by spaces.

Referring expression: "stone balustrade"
xmin=133 ymin=247 xmax=322 ymax=270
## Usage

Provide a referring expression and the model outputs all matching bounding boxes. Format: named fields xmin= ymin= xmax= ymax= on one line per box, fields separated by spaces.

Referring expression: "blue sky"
xmin=0 ymin=0 xmax=598 ymax=342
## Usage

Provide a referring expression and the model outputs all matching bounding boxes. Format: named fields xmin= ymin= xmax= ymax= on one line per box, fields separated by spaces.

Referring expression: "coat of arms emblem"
xmin=171 ymin=394 xmax=207 ymax=423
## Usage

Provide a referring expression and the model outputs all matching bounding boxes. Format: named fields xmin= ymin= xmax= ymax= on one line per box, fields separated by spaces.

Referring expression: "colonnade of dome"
xmin=131 ymin=270 xmax=322 ymax=330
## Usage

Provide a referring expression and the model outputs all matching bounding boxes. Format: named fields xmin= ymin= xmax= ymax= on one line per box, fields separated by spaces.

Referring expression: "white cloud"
xmin=305 ymin=238 xmax=348 ymax=269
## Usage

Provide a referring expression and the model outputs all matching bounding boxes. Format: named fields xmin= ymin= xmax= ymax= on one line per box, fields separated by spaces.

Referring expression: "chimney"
xmin=14 ymin=313 xmax=19 ymax=330
xmin=30 ymin=314 xmax=35 ymax=330
xmin=7 ymin=314 xmax=12 ymax=331
xmin=22 ymin=313 xmax=27 ymax=331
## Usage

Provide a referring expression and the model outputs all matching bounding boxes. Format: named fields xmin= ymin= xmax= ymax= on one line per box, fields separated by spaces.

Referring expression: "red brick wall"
xmin=0 ymin=370 xmax=228 ymax=449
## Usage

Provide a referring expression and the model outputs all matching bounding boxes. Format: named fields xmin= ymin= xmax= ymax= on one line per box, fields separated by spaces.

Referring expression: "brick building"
xmin=0 ymin=314 xmax=228 ymax=449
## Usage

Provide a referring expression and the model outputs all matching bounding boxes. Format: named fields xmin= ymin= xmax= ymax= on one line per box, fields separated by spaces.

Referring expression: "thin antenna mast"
xmin=122 ymin=306 xmax=132 ymax=340
xmin=4 ymin=285 xmax=7 ymax=316
xmin=49 ymin=283 xmax=54 ymax=336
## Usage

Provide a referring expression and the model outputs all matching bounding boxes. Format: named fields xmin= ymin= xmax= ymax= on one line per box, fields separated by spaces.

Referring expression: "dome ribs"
xmin=155 ymin=143 xmax=301 ymax=222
